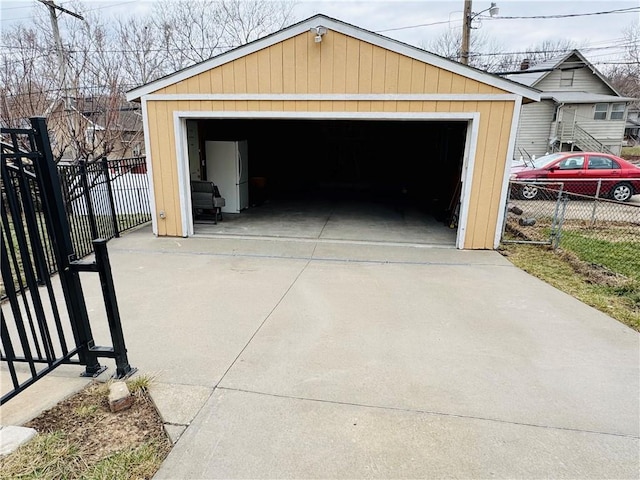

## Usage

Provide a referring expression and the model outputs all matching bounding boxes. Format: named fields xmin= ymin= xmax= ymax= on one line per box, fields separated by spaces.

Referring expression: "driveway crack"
xmin=215 ymin=253 xmax=316 ymax=387
xmin=216 ymin=386 xmax=639 ymax=440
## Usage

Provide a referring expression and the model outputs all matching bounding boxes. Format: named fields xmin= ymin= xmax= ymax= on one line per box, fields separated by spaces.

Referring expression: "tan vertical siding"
xmin=151 ymin=30 xmax=507 ymax=96
xmin=270 ymin=42 xmax=283 ymax=93
xmin=294 ymin=35 xmax=308 ymax=93
xmin=221 ymin=63 xmax=234 ymax=93
xmin=245 ymin=53 xmax=259 ymax=92
xmin=282 ymin=39 xmax=296 ymax=92
xmin=345 ymin=37 xmax=360 ymax=93
xmin=358 ymin=42 xmax=373 ymax=93
xmin=233 ymin=57 xmax=247 ymax=93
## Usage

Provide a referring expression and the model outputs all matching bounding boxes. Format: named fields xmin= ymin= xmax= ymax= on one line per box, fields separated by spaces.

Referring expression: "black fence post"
xmin=79 ymin=160 xmax=99 ymax=240
xmin=92 ymin=239 xmax=134 ymax=378
xmin=101 ymin=157 xmax=120 ymax=238
xmin=29 ymin=117 xmax=103 ymax=376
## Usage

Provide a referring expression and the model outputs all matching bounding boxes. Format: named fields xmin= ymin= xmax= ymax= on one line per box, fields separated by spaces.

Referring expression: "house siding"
xmin=572 ymin=104 xmax=626 ymax=154
xmin=535 ymin=64 xmax=614 ymax=95
xmin=514 ymin=100 xmax=555 ymax=159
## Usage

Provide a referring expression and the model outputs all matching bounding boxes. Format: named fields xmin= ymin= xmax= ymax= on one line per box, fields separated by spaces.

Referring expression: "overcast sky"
xmin=1 ymin=0 xmax=638 ymax=67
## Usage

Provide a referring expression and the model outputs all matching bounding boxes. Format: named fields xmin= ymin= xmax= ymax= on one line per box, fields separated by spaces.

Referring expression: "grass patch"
xmin=0 ymin=379 xmax=170 ymax=480
xmin=621 ymin=145 xmax=640 ymax=156
xmin=82 ymin=442 xmax=166 ymax=480
xmin=0 ymin=432 xmax=85 ymax=480
xmin=561 ymin=231 xmax=640 ymax=281
xmin=126 ymin=374 xmax=153 ymax=397
xmin=501 ymin=244 xmax=639 ymax=331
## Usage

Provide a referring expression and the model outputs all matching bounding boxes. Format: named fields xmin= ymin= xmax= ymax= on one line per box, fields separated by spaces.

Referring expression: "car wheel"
xmin=610 ymin=182 xmax=633 ymax=202
xmin=520 ymin=184 xmax=539 ymax=200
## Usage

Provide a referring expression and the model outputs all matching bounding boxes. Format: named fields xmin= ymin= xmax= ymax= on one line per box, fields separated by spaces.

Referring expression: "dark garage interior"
xmin=192 ymin=118 xmax=467 ymax=243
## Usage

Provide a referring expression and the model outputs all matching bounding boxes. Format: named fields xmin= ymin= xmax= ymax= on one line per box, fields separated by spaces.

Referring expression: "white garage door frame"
xmin=160 ymin=106 xmax=518 ymax=249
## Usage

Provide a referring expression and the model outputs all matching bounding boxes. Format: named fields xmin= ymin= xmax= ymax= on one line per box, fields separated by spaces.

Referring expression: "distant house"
xmin=503 ymin=50 xmax=635 ymax=159
xmin=625 ymin=107 xmax=640 ymax=146
xmin=47 ymin=97 xmax=144 ymax=162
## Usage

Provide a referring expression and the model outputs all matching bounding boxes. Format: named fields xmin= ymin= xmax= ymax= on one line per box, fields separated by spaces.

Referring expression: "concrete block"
xmin=164 ymin=424 xmax=187 ymax=444
xmin=149 ymin=383 xmax=212 ymax=425
xmin=0 ymin=425 xmax=37 ymax=456
xmin=108 ymin=381 xmax=133 ymax=413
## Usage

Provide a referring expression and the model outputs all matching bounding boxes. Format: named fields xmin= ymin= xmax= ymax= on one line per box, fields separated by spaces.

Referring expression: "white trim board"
xmin=171 ymin=110 xmax=480 ymax=248
xmin=127 ymin=15 xmax=540 ymax=102
xmin=140 ymin=98 xmax=158 ymax=235
xmin=144 ymin=93 xmax=519 ymax=102
xmin=173 ymin=111 xmax=479 ymax=121
xmin=494 ymin=96 xmax=523 ymax=249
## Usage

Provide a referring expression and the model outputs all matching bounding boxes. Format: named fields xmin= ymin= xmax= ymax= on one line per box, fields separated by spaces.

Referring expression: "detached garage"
xmin=126 ymin=14 xmax=539 ymax=249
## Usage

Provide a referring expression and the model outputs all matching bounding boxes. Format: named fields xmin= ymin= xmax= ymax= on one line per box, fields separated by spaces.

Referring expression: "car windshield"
xmin=532 ymin=153 xmax=564 ymax=169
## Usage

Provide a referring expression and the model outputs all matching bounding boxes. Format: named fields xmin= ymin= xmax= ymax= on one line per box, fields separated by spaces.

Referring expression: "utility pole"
xmin=460 ymin=0 xmax=472 ymax=65
xmin=460 ymin=2 xmax=499 ymax=66
xmin=37 ymin=0 xmax=84 ymax=160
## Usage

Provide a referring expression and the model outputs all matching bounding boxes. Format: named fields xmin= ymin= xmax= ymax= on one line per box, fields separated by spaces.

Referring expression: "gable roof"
xmin=126 ymin=14 xmax=539 ymax=102
xmin=504 ymin=49 xmax=621 ymax=96
xmin=46 ymin=97 xmax=143 ymax=131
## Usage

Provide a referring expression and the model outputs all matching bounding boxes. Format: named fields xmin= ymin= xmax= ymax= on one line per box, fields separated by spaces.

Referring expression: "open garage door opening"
xmin=187 ymin=118 xmax=467 ymax=246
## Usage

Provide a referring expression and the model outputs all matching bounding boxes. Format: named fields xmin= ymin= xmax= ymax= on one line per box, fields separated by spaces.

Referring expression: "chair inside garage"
xmin=191 ymin=180 xmax=226 ymax=224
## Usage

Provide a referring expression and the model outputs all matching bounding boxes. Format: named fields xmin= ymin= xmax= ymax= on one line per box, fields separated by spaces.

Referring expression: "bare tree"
xmin=220 ymin=0 xmax=295 ymax=45
xmin=422 ymin=28 xmax=580 ymax=73
xmin=605 ymin=23 xmax=640 ymax=106
xmin=1 ymin=0 xmax=295 ymax=161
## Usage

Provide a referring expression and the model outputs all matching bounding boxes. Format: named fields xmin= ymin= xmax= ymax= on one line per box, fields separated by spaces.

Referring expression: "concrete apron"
xmin=5 ymin=227 xmax=637 ymax=478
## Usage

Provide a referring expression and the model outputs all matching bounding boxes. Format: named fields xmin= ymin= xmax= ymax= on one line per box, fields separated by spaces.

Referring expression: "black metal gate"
xmin=1 ymin=117 xmax=135 ymax=405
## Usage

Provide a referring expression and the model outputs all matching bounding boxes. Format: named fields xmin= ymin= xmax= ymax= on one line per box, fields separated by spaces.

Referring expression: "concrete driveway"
xmin=83 ymin=227 xmax=638 ymax=478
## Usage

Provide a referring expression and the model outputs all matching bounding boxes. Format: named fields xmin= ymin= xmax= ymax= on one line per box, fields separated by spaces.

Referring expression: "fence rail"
xmin=56 ymin=156 xmax=151 ymax=264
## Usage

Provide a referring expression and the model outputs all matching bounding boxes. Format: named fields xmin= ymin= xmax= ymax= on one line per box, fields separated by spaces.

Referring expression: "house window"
xmin=610 ymin=103 xmax=625 ymax=120
xmin=560 ymin=69 xmax=574 ymax=87
xmin=594 ymin=103 xmax=608 ymax=120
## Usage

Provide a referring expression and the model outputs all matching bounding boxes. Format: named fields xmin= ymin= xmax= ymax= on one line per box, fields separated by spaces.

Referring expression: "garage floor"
xmin=194 ymin=199 xmax=457 ymax=246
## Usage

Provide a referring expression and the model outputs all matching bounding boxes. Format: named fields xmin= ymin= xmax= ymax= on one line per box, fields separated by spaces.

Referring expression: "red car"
xmin=511 ymin=152 xmax=640 ymax=202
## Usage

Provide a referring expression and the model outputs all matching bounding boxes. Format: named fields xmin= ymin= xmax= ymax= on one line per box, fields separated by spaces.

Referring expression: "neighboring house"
xmin=503 ymin=50 xmax=634 ymax=159
xmin=47 ymin=97 xmax=144 ymax=162
xmin=624 ymin=107 xmax=640 ymax=146
xmin=126 ymin=14 xmax=540 ymax=250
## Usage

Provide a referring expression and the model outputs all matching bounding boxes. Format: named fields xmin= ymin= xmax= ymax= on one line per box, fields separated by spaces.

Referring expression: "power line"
xmin=469 ymin=42 xmax=636 ymax=58
xmin=1 ymin=0 xmax=137 ymax=21
xmin=373 ymin=7 xmax=640 ymax=33
xmin=375 ymin=19 xmax=457 ymax=33
xmin=484 ymin=6 xmax=640 ymax=20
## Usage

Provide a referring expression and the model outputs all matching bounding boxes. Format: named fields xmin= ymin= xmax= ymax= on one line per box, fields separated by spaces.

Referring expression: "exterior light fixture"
xmin=311 ymin=26 xmax=327 ymax=43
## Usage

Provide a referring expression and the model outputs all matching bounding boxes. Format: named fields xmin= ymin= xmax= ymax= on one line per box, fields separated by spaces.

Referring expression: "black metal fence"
xmin=1 ymin=118 xmax=135 ymax=405
xmin=57 ymin=156 xmax=151 ymax=260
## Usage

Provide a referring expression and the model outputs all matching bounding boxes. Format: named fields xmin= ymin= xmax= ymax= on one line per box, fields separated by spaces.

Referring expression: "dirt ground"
xmin=20 ymin=381 xmax=171 ymax=475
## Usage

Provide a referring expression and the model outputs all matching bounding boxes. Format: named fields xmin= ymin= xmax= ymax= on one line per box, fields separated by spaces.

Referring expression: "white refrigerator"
xmin=205 ymin=140 xmax=249 ymax=213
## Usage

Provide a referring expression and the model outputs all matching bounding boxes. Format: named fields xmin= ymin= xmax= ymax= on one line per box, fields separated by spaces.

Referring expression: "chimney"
xmin=520 ymin=59 xmax=530 ymax=71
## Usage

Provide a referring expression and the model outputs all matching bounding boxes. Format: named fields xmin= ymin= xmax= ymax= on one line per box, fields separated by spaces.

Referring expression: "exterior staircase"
xmin=554 ymin=122 xmax=613 ymax=154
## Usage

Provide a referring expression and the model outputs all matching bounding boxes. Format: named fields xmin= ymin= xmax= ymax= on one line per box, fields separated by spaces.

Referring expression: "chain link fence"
xmin=503 ymin=179 xmax=640 ymax=281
